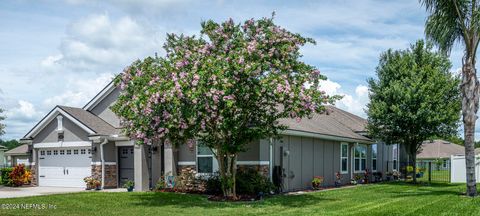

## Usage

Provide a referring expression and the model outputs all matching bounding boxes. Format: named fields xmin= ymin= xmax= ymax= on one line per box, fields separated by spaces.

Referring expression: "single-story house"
xmin=4 ymin=144 xmax=30 ymax=167
xmin=0 ymin=145 xmax=7 ymax=167
xmin=19 ymin=80 xmax=403 ymax=191
xmin=417 ymin=140 xmax=465 ymax=170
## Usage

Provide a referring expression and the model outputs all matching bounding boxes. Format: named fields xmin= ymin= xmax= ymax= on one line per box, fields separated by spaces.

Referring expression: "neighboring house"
xmin=0 ymin=145 xmax=7 ymax=167
xmin=417 ymin=140 xmax=465 ymax=170
xmin=4 ymin=144 xmax=30 ymax=167
xmin=20 ymin=81 xmax=402 ymax=191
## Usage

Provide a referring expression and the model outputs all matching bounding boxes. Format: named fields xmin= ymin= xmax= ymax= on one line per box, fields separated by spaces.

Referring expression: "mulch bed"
xmin=207 ymin=194 xmax=260 ymax=202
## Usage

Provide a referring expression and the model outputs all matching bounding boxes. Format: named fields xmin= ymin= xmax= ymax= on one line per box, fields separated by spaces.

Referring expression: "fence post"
xmin=428 ymin=162 xmax=432 ymax=183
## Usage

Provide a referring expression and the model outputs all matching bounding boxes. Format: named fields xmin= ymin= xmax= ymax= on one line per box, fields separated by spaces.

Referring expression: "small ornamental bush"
xmin=9 ymin=164 xmax=30 ymax=187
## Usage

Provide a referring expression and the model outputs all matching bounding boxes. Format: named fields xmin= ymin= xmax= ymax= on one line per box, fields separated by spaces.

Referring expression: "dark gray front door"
xmin=118 ymin=146 xmax=134 ymax=186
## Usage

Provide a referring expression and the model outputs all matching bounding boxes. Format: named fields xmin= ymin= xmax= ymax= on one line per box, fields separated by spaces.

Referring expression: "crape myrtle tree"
xmin=420 ymin=0 xmax=480 ymax=197
xmin=112 ymin=15 xmax=339 ymax=198
xmin=367 ymin=40 xmax=461 ymax=183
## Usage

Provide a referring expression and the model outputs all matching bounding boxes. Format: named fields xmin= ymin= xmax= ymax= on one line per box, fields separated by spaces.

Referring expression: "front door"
xmin=118 ymin=146 xmax=134 ymax=186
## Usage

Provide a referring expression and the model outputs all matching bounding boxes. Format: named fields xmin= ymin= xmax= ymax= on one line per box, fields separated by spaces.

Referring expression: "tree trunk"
xmin=462 ymin=57 xmax=478 ymax=197
xmin=216 ymin=151 xmax=237 ymax=199
xmin=412 ymin=153 xmax=417 ymax=184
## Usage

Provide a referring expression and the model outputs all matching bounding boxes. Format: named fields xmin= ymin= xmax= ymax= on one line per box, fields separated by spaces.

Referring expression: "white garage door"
xmin=38 ymin=147 xmax=91 ymax=187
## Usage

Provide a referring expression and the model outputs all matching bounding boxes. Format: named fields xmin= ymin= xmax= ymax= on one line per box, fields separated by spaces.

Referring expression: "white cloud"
xmin=46 ymin=13 xmax=163 ymax=73
xmin=320 ymin=80 xmax=369 ymax=117
xmin=43 ymin=73 xmax=114 ymax=108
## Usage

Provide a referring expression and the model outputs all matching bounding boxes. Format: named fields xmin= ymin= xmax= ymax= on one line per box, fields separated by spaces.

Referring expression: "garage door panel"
xmin=38 ymin=147 xmax=91 ymax=188
xmin=63 ymin=167 xmax=91 ymax=179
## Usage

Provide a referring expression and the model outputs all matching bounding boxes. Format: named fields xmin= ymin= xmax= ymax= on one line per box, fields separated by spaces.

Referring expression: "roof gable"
xmin=23 ymin=106 xmax=96 ymax=139
xmin=83 ymin=80 xmax=116 ymax=111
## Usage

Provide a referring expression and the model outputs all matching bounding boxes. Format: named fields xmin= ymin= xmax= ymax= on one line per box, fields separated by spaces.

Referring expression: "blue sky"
xmin=0 ymin=0 xmax=467 ymax=140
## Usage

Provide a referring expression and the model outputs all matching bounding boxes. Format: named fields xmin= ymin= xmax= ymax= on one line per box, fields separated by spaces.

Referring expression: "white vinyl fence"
xmin=450 ymin=155 xmax=480 ymax=183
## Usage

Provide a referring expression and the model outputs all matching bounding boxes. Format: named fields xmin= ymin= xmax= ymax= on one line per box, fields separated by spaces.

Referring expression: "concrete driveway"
xmin=0 ymin=186 xmax=86 ymax=198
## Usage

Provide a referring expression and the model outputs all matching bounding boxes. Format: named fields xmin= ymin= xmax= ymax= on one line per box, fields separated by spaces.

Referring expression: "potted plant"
xmin=123 ymin=180 xmax=134 ymax=192
xmin=83 ymin=176 xmax=95 ymax=190
xmin=351 ymin=174 xmax=362 ymax=185
xmin=392 ymin=171 xmax=400 ymax=180
xmin=311 ymin=176 xmax=323 ymax=190
xmin=334 ymin=172 xmax=342 ymax=187
xmin=363 ymin=169 xmax=370 ymax=184
xmin=93 ymin=179 xmax=101 ymax=190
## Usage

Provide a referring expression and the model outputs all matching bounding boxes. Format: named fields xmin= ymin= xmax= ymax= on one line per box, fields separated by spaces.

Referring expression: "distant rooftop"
xmin=417 ymin=140 xmax=465 ymax=159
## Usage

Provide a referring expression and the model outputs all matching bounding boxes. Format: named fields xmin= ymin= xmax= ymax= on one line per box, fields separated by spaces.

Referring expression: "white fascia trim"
xmin=237 ymin=161 xmax=270 ymax=165
xmin=91 ymin=162 xmax=117 ymax=165
xmin=281 ymin=129 xmax=373 ymax=144
xmin=83 ymin=81 xmax=115 ymax=111
xmin=34 ymin=141 xmax=92 ymax=148
xmin=26 ymin=107 xmax=96 ymax=138
xmin=115 ymin=140 xmax=134 ymax=146
xmin=178 ymin=161 xmax=196 ymax=166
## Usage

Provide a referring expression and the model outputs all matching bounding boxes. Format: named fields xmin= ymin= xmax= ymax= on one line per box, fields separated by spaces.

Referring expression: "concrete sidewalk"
xmin=0 ymin=186 xmax=86 ymax=198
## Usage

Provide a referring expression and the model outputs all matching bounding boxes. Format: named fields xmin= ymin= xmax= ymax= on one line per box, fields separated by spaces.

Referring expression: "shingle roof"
xmin=5 ymin=144 xmax=29 ymax=155
xmin=279 ymin=106 xmax=370 ymax=142
xmin=58 ymin=106 xmax=120 ymax=136
xmin=417 ymin=140 xmax=465 ymax=159
xmin=0 ymin=145 xmax=6 ymax=150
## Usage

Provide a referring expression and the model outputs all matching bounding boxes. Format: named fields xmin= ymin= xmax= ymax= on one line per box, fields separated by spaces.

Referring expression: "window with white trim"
xmin=47 ymin=150 xmax=51 ymax=155
xmin=372 ymin=144 xmax=378 ymax=171
xmin=74 ymin=149 xmax=78 ymax=155
xmin=53 ymin=150 xmax=58 ymax=155
xmin=340 ymin=143 xmax=348 ymax=174
xmin=60 ymin=150 xmax=65 ymax=155
xmin=40 ymin=150 xmax=45 ymax=156
xmin=81 ymin=149 xmax=86 ymax=154
xmin=197 ymin=142 xmax=214 ymax=174
xmin=393 ymin=144 xmax=398 ymax=171
xmin=354 ymin=144 xmax=367 ymax=172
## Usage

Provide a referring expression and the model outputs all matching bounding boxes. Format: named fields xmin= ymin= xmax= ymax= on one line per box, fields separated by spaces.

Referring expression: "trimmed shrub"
xmin=204 ymin=173 xmax=222 ymax=195
xmin=236 ymin=168 xmax=274 ymax=195
xmin=0 ymin=167 xmax=13 ymax=186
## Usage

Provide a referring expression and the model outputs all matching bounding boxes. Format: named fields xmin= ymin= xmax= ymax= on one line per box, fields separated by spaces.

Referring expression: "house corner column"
xmin=164 ymin=142 xmax=176 ymax=176
xmin=134 ymin=144 xmax=150 ymax=191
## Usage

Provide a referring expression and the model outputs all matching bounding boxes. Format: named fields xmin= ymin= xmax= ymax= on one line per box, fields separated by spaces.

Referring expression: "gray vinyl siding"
xmin=238 ymin=140 xmax=260 ymax=161
xmin=91 ymin=141 xmax=116 ymax=163
xmin=178 ymin=143 xmax=195 ymax=162
xmin=90 ymin=87 xmax=121 ymax=128
xmin=33 ymin=114 xmax=90 ymax=143
xmin=177 ymin=140 xmax=264 ymax=163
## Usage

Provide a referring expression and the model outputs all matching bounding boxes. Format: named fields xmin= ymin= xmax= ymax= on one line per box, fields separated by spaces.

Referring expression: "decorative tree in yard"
xmin=112 ymin=16 xmax=338 ymax=198
xmin=367 ymin=40 xmax=461 ymax=183
xmin=420 ymin=0 xmax=480 ymax=197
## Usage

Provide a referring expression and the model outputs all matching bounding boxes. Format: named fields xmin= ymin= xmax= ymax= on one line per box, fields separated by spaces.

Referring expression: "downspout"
xmin=100 ymin=138 xmax=108 ymax=189
xmin=269 ymin=138 xmax=274 ymax=181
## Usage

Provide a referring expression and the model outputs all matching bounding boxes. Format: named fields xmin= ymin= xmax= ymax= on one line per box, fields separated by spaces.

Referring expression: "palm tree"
xmin=420 ymin=0 xmax=479 ymax=197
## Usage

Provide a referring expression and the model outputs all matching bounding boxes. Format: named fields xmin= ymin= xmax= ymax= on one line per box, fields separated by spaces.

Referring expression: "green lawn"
xmin=0 ymin=183 xmax=479 ymax=216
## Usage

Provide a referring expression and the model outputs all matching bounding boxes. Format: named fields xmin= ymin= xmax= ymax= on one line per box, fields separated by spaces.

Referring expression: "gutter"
xmin=99 ymin=138 xmax=108 ymax=189
xmin=281 ymin=129 xmax=373 ymax=144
